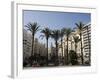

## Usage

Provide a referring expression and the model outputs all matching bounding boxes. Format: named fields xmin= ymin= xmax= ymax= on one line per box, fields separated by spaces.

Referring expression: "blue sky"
xmin=23 ymin=10 xmax=91 ymax=48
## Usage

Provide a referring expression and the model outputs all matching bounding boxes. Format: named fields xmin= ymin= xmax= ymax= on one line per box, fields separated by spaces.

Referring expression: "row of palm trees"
xmin=25 ymin=22 xmax=90 ymax=66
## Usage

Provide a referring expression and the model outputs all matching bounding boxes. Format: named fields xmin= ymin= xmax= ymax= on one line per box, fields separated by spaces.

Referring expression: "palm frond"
xmin=51 ymin=30 xmax=60 ymax=41
xmin=39 ymin=35 xmax=45 ymax=39
xmin=65 ymin=28 xmax=72 ymax=37
xmin=75 ymin=23 xmax=80 ymax=28
xmin=73 ymin=36 xmax=80 ymax=43
xmin=60 ymin=28 xmax=66 ymax=37
xmin=25 ymin=22 xmax=40 ymax=35
xmin=41 ymin=27 xmax=51 ymax=40
xmin=25 ymin=25 xmax=32 ymax=32
xmin=75 ymin=22 xmax=85 ymax=30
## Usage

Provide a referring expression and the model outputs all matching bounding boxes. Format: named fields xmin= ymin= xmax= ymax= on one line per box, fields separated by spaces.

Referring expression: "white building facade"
xmin=23 ymin=29 xmax=47 ymax=60
xmin=58 ymin=23 xmax=91 ymax=64
xmin=82 ymin=23 xmax=91 ymax=63
xmin=23 ymin=29 xmax=32 ymax=60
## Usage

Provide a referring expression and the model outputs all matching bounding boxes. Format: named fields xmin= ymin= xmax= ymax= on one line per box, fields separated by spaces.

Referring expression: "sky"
xmin=23 ymin=10 xmax=91 ymax=48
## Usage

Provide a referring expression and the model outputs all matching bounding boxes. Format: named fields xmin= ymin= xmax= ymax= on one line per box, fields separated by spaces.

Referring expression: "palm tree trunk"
xmin=46 ymin=39 xmax=48 ymax=66
xmin=61 ymin=38 xmax=63 ymax=59
xmin=66 ymin=37 xmax=69 ymax=65
xmin=80 ymin=33 xmax=84 ymax=64
xmin=31 ymin=35 xmax=34 ymax=56
xmin=30 ymin=34 xmax=34 ymax=66
xmin=55 ymin=40 xmax=58 ymax=65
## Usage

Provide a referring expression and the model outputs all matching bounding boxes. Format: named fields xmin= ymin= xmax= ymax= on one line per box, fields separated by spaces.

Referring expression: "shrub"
xmin=69 ymin=50 xmax=78 ymax=65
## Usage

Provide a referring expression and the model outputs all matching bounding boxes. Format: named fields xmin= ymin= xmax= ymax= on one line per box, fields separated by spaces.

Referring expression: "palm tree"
xmin=40 ymin=27 xmax=51 ymax=65
xmin=65 ymin=28 xmax=72 ymax=65
xmin=25 ymin=22 xmax=40 ymax=56
xmin=51 ymin=30 xmax=60 ymax=65
xmin=59 ymin=28 xmax=66 ymax=59
xmin=75 ymin=22 xmax=84 ymax=64
xmin=73 ymin=36 xmax=80 ymax=53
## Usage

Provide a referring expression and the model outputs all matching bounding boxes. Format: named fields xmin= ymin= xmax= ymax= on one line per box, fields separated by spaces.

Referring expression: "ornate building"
xmin=58 ymin=23 xmax=91 ymax=64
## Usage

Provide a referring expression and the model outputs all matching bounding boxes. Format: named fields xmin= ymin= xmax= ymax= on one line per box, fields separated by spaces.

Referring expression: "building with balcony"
xmin=82 ymin=23 xmax=91 ymax=63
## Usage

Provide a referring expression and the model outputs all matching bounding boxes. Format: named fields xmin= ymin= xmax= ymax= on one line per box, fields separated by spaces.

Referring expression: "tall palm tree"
xmin=73 ymin=36 xmax=80 ymax=53
xmin=51 ymin=30 xmax=60 ymax=65
xmin=40 ymin=27 xmax=51 ymax=65
xmin=75 ymin=22 xmax=84 ymax=64
xmin=25 ymin=22 xmax=40 ymax=56
xmin=59 ymin=28 xmax=66 ymax=59
xmin=65 ymin=28 xmax=72 ymax=65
